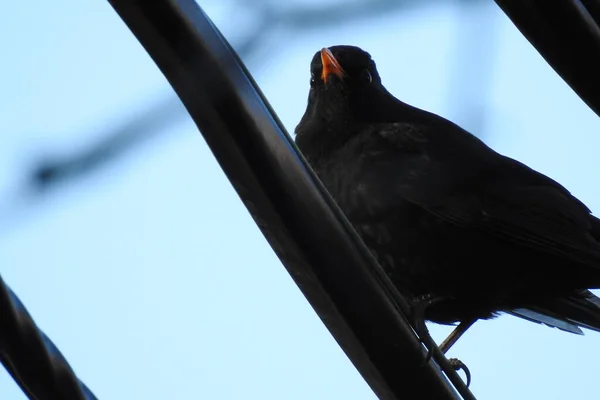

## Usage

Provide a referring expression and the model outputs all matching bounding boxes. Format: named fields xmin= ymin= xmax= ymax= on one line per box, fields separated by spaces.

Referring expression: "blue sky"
xmin=1 ymin=1 xmax=600 ymax=399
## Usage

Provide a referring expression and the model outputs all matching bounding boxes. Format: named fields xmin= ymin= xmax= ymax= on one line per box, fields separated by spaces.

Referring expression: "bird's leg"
xmin=440 ymin=319 xmax=476 ymax=388
xmin=410 ymin=293 xmax=450 ymax=365
xmin=439 ymin=318 xmax=476 ymax=353
xmin=411 ymin=294 xmax=474 ymax=388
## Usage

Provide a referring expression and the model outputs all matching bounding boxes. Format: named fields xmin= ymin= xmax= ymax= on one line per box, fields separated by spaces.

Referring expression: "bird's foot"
xmin=448 ymin=358 xmax=471 ymax=387
xmin=411 ymin=295 xmax=473 ymax=386
xmin=410 ymin=293 xmax=452 ymax=365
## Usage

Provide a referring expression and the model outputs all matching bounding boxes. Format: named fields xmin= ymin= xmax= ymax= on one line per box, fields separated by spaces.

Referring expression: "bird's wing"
xmin=370 ymin=122 xmax=600 ymax=268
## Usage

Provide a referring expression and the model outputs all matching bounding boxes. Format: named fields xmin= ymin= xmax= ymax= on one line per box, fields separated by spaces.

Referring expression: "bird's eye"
xmin=310 ymin=74 xmax=317 ymax=88
xmin=361 ymin=69 xmax=373 ymax=84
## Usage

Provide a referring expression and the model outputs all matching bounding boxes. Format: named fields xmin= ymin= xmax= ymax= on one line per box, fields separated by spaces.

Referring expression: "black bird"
xmin=294 ymin=45 xmax=600 ymax=378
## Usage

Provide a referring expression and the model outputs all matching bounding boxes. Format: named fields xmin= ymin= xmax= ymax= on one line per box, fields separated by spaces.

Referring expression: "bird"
xmin=293 ymin=44 xmax=600 ymax=383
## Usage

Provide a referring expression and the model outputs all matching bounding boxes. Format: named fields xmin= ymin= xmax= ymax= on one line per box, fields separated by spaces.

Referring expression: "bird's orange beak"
xmin=320 ymin=48 xmax=345 ymax=83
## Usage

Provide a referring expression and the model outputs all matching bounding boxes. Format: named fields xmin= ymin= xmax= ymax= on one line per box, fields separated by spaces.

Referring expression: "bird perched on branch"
xmin=294 ymin=45 xmax=600 ymax=384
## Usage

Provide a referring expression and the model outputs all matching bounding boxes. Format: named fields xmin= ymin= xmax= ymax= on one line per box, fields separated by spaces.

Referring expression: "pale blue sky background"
xmin=1 ymin=1 xmax=600 ymax=399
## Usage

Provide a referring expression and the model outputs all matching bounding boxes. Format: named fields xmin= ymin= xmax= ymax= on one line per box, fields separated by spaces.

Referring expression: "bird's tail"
xmin=510 ymin=216 xmax=600 ymax=334
xmin=508 ymin=290 xmax=600 ymax=335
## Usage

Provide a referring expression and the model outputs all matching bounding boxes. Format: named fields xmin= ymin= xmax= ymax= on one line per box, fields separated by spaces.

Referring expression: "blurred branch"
xmin=278 ymin=0 xmax=444 ymax=28
xmin=33 ymin=96 xmax=185 ymax=191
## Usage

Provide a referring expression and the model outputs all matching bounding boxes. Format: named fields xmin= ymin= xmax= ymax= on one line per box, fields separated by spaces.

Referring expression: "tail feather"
xmin=508 ymin=290 xmax=600 ymax=335
xmin=510 ymin=214 xmax=600 ymax=334
xmin=508 ymin=308 xmax=584 ymax=334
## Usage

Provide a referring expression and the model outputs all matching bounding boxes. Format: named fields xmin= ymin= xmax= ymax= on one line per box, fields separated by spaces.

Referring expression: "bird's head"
xmin=294 ymin=45 xmax=397 ymax=155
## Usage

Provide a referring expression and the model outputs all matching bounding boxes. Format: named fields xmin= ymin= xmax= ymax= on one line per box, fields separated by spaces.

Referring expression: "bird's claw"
xmin=448 ymin=358 xmax=471 ymax=387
